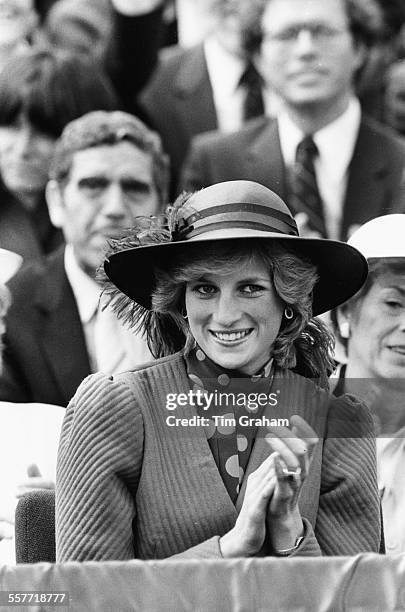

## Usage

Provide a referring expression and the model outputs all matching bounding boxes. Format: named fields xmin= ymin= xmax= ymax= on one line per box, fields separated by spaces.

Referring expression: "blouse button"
xmin=218 ymin=373 xmax=230 ymax=386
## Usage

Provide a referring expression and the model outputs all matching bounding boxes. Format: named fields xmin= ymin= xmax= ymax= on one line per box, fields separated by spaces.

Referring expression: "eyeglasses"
xmin=263 ymin=23 xmax=348 ymax=45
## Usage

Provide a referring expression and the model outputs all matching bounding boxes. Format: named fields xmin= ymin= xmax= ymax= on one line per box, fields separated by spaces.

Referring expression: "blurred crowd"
xmin=1 ymin=0 xmax=405 ymax=565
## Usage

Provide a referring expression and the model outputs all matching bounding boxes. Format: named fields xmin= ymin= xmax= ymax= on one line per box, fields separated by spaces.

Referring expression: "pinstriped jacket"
xmin=56 ymin=352 xmax=381 ymax=561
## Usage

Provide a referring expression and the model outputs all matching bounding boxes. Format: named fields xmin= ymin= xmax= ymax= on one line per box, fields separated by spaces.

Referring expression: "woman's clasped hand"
xmin=220 ymin=415 xmax=318 ymax=557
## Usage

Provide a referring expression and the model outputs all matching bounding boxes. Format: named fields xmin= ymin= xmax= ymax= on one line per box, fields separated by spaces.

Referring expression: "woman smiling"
xmin=56 ymin=180 xmax=381 ymax=561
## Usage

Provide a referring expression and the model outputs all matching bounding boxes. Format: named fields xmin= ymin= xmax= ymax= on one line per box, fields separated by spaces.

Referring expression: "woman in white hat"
xmin=56 ymin=180 xmax=381 ymax=562
xmin=333 ymin=214 xmax=405 ymax=554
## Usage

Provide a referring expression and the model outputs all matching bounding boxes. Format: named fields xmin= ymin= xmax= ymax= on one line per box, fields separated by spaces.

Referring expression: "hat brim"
xmin=104 ymin=233 xmax=367 ymax=316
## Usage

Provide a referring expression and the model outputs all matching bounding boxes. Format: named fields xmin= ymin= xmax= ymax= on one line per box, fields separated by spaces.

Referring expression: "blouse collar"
xmin=185 ymin=345 xmax=274 ymax=388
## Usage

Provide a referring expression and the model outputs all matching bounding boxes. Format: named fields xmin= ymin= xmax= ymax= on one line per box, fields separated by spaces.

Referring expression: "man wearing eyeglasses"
xmin=181 ymin=0 xmax=405 ymax=240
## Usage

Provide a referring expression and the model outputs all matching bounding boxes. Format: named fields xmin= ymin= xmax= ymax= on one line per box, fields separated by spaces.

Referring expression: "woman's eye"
xmin=194 ymin=285 xmax=216 ymax=295
xmin=385 ymin=300 xmax=403 ymax=310
xmin=241 ymin=284 xmax=264 ymax=294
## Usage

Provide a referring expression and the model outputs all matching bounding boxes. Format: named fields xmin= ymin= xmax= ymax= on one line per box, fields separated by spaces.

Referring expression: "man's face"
xmin=259 ymin=0 xmax=364 ymax=111
xmin=211 ymin=0 xmax=244 ymax=57
xmin=53 ymin=141 xmax=160 ymax=276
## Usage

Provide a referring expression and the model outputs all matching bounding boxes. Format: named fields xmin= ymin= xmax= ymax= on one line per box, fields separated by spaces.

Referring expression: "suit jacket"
xmin=138 ymin=43 xmax=217 ymax=194
xmin=0 ymin=248 xmax=91 ymax=406
xmin=56 ymin=352 xmax=381 ymax=561
xmin=181 ymin=114 xmax=405 ymax=240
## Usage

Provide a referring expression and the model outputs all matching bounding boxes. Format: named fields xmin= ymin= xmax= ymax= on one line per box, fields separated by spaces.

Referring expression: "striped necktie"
xmin=290 ymin=135 xmax=327 ymax=238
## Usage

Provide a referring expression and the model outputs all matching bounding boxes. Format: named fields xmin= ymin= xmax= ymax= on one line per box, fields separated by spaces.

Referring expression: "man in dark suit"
xmin=138 ymin=0 xmax=266 ymax=195
xmin=0 ymin=111 xmax=168 ymax=406
xmin=181 ymin=0 xmax=405 ymax=240
xmin=139 ymin=42 xmax=217 ymax=195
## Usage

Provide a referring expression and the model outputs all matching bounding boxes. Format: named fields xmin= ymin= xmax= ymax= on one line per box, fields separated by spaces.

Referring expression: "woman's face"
xmin=346 ymin=271 xmax=405 ymax=380
xmin=0 ymin=113 xmax=56 ymax=203
xmin=185 ymin=258 xmax=284 ymax=374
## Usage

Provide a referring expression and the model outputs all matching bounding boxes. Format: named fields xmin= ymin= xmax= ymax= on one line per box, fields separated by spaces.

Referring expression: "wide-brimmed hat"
xmin=348 ymin=214 xmax=405 ymax=259
xmin=104 ymin=180 xmax=367 ymax=316
xmin=0 ymin=248 xmax=22 ymax=284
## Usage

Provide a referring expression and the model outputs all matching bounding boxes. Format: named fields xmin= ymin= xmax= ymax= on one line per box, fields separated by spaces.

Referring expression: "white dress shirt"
xmin=278 ymin=97 xmax=361 ymax=239
xmin=204 ymin=35 xmax=247 ymax=133
xmin=64 ymin=245 xmax=152 ymax=374
xmin=377 ymin=432 xmax=405 ymax=554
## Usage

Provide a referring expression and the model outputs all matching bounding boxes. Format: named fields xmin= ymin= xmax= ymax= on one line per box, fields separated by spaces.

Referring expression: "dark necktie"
xmin=239 ymin=61 xmax=265 ymax=121
xmin=290 ymin=135 xmax=327 ymax=238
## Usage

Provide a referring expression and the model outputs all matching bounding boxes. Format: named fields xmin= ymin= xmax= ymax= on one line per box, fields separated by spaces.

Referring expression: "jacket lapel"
xmin=173 ymin=44 xmax=217 ymax=135
xmin=245 ymin=119 xmax=287 ymax=196
xmin=34 ymin=248 xmax=91 ymax=404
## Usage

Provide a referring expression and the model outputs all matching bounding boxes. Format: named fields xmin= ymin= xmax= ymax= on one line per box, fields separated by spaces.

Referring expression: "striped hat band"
xmin=174 ymin=202 xmax=298 ymax=241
